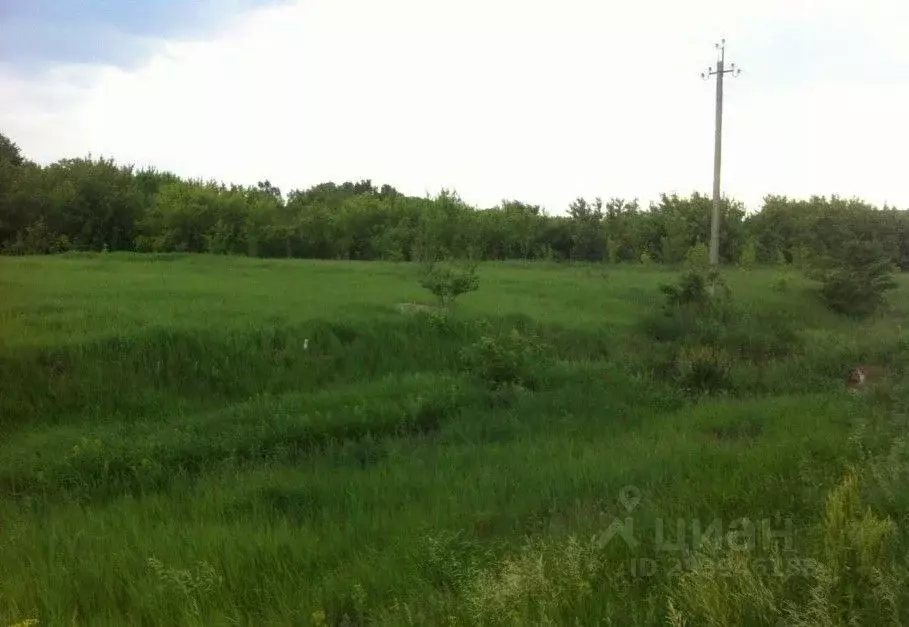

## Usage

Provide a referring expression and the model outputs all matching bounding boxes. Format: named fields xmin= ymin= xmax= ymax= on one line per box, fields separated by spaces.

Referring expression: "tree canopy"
xmin=1 ymin=131 xmax=905 ymax=267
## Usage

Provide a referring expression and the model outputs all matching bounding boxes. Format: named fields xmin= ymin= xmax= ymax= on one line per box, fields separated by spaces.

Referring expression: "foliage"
xmin=4 ymin=125 xmax=909 ymax=622
xmin=739 ymin=238 xmax=757 ymax=270
xmin=418 ymin=259 xmax=480 ymax=307
xmin=658 ymin=269 xmax=728 ymax=311
xmin=566 ymin=197 xmax=606 ymax=261
xmin=646 ymin=268 xmax=798 ymax=394
xmin=2 ymin=132 xmax=909 ymax=269
xmin=0 ymin=133 xmax=24 ymax=167
xmin=2 ymin=218 xmax=70 ymax=255
xmin=684 ymin=241 xmax=710 ymax=271
xmin=815 ymin=240 xmax=897 ymax=318
xmin=459 ymin=326 xmax=547 ymax=390
xmin=659 ymin=270 xmax=709 ymax=309
xmin=812 ymin=472 xmax=900 ymax=625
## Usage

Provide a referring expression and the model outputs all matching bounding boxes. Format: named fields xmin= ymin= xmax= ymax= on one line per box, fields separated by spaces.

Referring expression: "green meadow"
xmin=2 ymin=254 xmax=908 ymax=626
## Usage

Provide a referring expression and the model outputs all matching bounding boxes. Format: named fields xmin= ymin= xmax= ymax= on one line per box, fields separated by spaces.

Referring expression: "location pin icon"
xmin=619 ymin=485 xmax=642 ymax=513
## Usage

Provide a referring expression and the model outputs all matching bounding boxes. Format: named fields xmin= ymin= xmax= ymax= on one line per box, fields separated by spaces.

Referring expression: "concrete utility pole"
xmin=701 ymin=39 xmax=741 ymax=266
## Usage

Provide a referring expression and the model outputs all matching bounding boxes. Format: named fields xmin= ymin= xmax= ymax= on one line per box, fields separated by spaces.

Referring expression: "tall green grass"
xmin=1 ymin=254 xmax=907 ymax=625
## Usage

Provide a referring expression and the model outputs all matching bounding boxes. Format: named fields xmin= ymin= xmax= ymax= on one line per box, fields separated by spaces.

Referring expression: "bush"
xmin=3 ymin=219 xmax=70 ymax=255
xmin=658 ymin=269 xmax=729 ymax=311
xmin=815 ymin=241 xmax=896 ymax=318
xmin=459 ymin=327 xmax=547 ymax=390
xmin=418 ymin=260 xmax=480 ymax=308
xmin=675 ymin=344 xmax=733 ymax=393
xmin=739 ymin=239 xmax=757 ymax=270
xmin=659 ymin=270 xmax=709 ymax=310
xmin=643 ymin=269 xmax=798 ymax=394
xmin=685 ymin=241 xmax=710 ymax=271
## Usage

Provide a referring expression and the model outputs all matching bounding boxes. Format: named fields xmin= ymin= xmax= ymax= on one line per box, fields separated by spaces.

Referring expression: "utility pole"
xmin=701 ymin=39 xmax=741 ymax=266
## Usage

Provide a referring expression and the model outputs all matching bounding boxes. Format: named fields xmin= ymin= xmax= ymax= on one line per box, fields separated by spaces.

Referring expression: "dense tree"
xmin=1 ymin=153 xmax=144 ymax=252
xmin=0 ymin=134 xmax=24 ymax=167
xmin=1 ymin=131 xmax=907 ymax=267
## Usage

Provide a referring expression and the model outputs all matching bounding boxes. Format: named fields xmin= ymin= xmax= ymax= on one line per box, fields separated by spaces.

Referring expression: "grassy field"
xmin=1 ymin=254 xmax=908 ymax=626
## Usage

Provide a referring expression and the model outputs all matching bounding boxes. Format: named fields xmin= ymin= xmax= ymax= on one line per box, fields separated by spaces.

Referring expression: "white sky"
xmin=1 ymin=0 xmax=908 ymax=214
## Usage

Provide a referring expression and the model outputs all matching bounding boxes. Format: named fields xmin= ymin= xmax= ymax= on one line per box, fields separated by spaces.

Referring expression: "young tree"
xmin=418 ymin=259 xmax=480 ymax=308
xmin=816 ymin=240 xmax=896 ymax=318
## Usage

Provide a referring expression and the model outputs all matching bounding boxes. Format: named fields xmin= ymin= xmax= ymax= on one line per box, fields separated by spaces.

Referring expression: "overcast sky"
xmin=1 ymin=0 xmax=907 ymax=213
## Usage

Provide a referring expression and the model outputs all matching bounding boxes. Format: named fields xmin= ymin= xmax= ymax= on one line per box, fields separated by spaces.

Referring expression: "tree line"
xmin=2 ymin=132 xmax=906 ymax=267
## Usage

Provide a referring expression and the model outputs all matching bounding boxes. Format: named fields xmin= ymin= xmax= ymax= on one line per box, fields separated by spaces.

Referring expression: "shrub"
xmin=3 ymin=219 xmax=70 ymax=255
xmin=459 ymin=328 xmax=546 ymax=390
xmin=658 ymin=269 xmax=729 ymax=312
xmin=418 ymin=260 xmax=480 ymax=308
xmin=685 ymin=241 xmax=710 ymax=271
xmin=815 ymin=240 xmax=896 ymax=318
xmin=659 ymin=270 xmax=710 ymax=309
xmin=810 ymin=472 xmax=900 ymax=625
xmin=643 ymin=268 xmax=798 ymax=395
xmin=739 ymin=239 xmax=757 ymax=270
xmin=675 ymin=344 xmax=733 ymax=393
